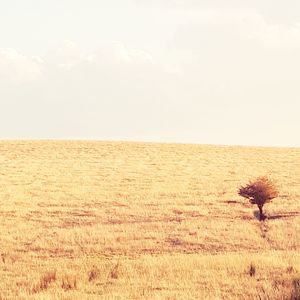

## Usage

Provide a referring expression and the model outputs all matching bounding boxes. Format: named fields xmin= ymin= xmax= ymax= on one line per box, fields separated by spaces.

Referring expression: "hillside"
xmin=0 ymin=141 xmax=299 ymax=299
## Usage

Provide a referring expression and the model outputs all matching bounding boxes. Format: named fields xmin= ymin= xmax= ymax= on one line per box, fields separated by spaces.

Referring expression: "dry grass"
xmin=0 ymin=141 xmax=299 ymax=299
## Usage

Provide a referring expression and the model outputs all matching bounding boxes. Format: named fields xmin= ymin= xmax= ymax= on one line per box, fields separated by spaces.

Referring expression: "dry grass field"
xmin=0 ymin=141 xmax=299 ymax=299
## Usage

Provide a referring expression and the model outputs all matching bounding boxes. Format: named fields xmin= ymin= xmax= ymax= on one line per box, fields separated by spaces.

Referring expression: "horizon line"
xmin=0 ymin=138 xmax=299 ymax=149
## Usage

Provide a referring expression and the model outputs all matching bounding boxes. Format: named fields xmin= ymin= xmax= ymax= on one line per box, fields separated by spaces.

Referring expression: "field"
xmin=0 ymin=141 xmax=299 ymax=299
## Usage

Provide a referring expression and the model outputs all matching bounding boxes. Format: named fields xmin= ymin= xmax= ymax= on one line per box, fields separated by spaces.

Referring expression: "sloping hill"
xmin=0 ymin=141 xmax=299 ymax=299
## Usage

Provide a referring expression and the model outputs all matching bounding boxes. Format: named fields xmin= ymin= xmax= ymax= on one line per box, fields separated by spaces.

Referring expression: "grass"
xmin=0 ymin=141 xmax=299 ymax=299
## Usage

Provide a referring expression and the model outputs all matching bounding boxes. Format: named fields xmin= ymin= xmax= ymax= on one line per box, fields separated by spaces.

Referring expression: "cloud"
xmin=0 ymin=48 xmax=43 ymax=84
xmin=169 ymin=10 xmax=300 ymax=86
xmin=248 ymin=22 xmax=300 ymax=49
xmin=133 ymin=0 xmax=300 ymax=15
xmin=171 ymin=10 xmax=300 ymax=50
xmin=0 ymin=41 xmax=181 ymax=139
xmin=44 ymin=40 xmax=83 ymax=70
xmin=0 ymin=32 xmax=300 ymax=145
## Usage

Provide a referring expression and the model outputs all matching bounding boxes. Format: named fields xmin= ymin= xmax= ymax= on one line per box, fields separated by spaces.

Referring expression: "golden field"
xmin=0 ymin=141 xmax=299 ymax=299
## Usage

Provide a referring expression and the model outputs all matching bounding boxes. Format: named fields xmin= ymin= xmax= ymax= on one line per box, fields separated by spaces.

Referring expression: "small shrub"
xmin=238 ymin=176 xmax=279 ymax=221
xmin=291 ymin=277 xmax=300 ymax=300
xmin=61 ymin=274 xmax=77 ymax=290
xmin=32 ymin=270 xmax=56 ymax=293
xmin=88 ymin=265 xmax=100 ymax=282
xmin=110 ymin=261 xmax=120 ymax=279
xmin=248 ymin=263 xmax=256 ymax=277
xmin=264 ymin=275 xmax=300 ymax=300
xmin=287 ymin=266 xmax=296 ymax=274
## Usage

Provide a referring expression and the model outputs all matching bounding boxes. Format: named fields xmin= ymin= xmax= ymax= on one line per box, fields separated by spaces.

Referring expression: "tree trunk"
xmin=258 ymin=204 xmax=264 ymax=221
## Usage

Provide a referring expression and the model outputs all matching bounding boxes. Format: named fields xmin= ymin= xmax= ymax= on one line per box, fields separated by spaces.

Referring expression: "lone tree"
xmin=238 ymin=176 xmax=279 ymax=221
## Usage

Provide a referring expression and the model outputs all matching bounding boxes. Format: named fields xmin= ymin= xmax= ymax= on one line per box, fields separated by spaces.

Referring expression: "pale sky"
xmin=1 ymin=0 xmax=300 ymax=146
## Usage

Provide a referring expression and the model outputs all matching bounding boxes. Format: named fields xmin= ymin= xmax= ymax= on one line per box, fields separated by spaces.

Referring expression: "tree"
xmin=238 ymin=176 xmax=279 ymax=221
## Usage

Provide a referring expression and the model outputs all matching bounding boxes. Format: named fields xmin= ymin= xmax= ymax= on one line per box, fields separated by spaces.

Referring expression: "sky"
xmin=1 ymin=0 xmax=300 ymax=146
